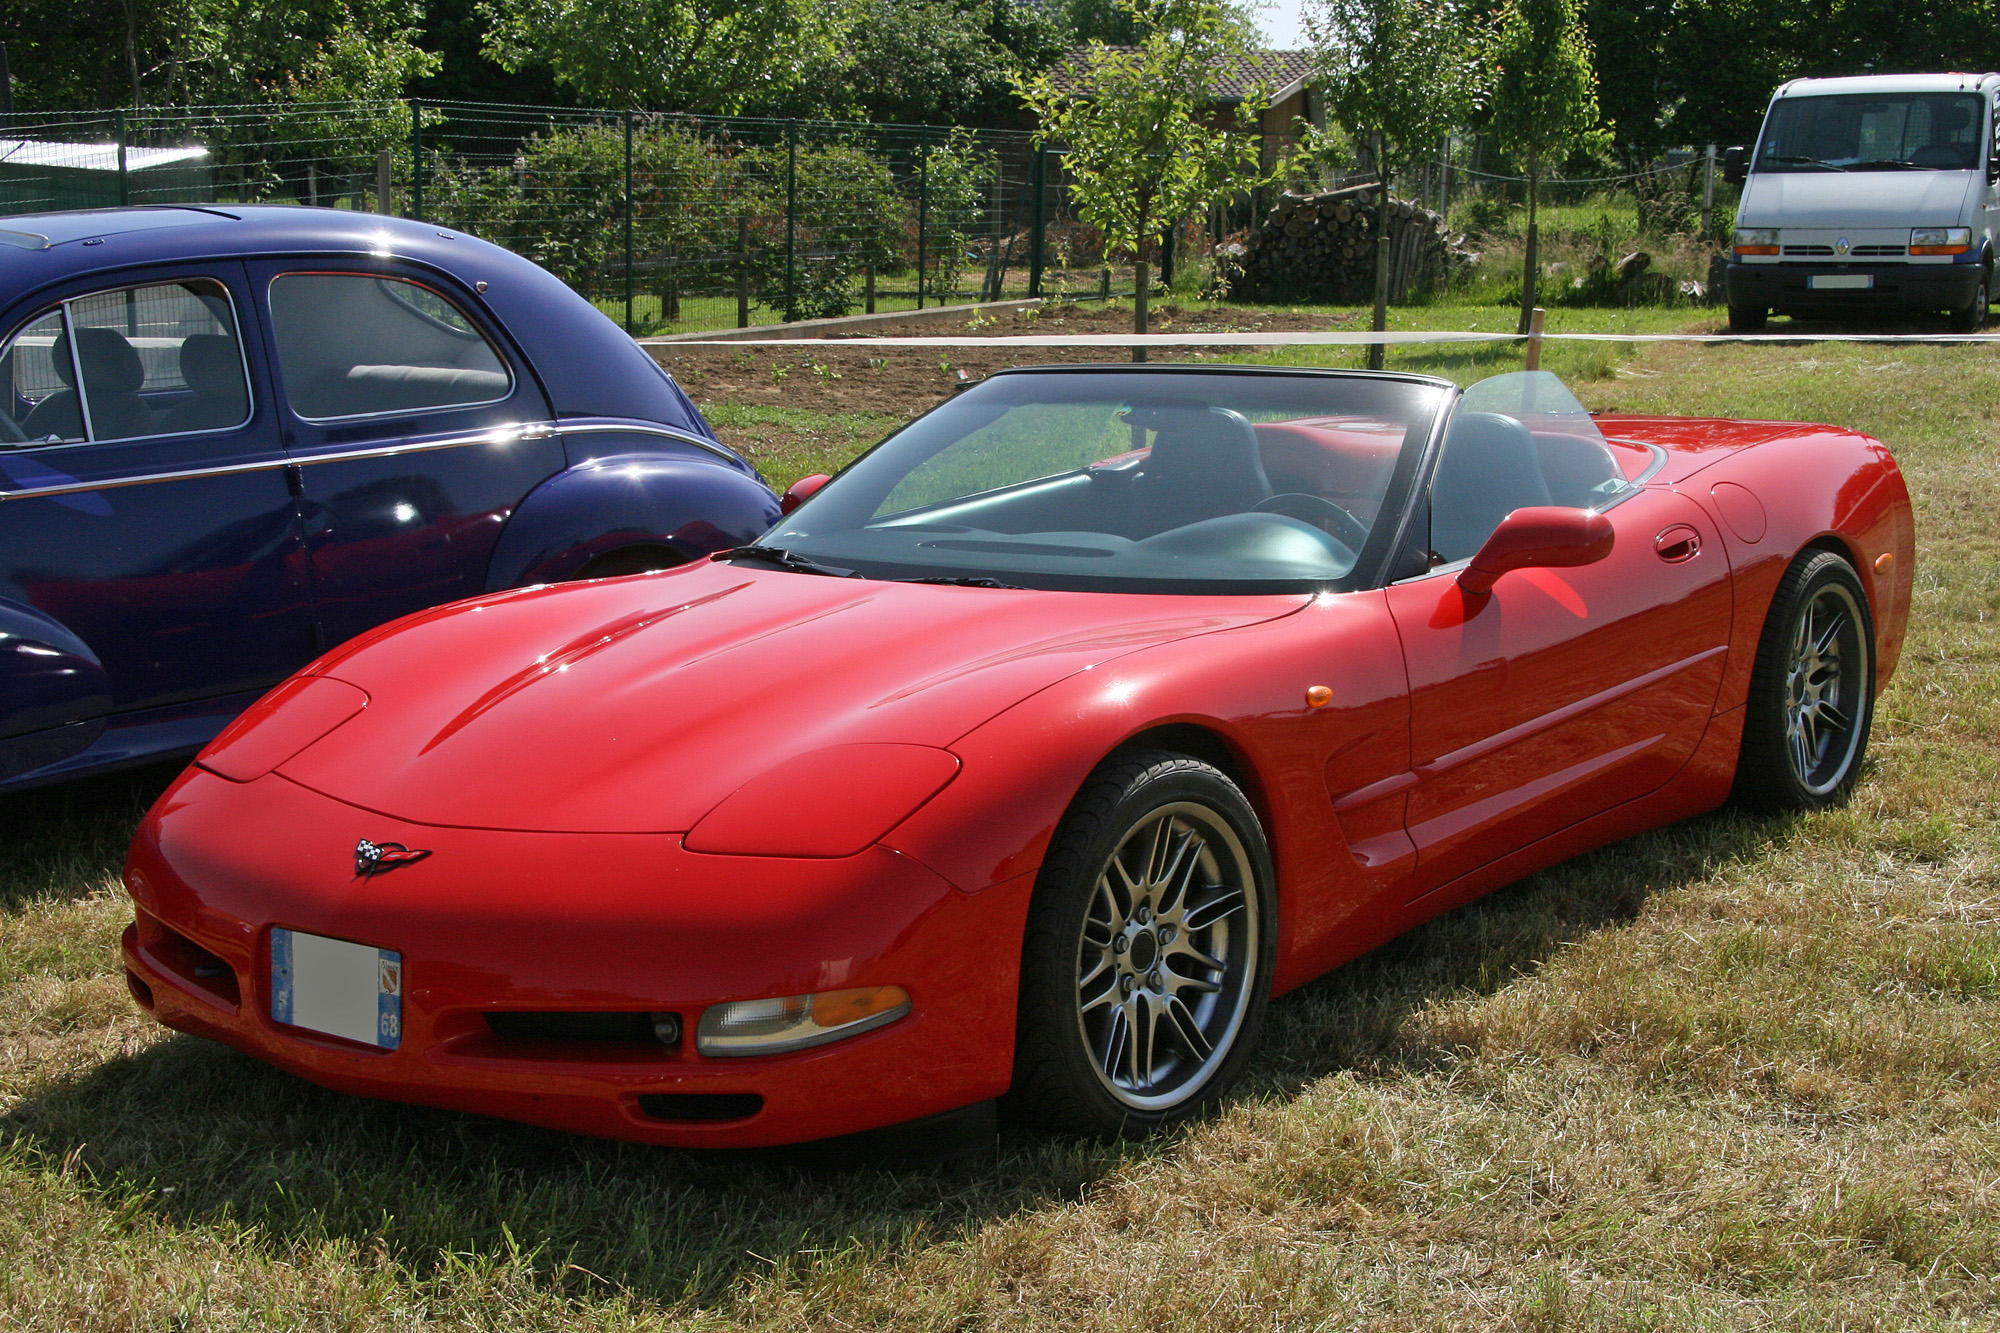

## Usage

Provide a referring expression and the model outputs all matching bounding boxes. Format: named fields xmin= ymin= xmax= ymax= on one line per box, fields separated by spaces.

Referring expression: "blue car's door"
xmin=245 ymin=260 xmax=565 ymax=651
xmin=0 ymin=265 xmax=315 ymax=771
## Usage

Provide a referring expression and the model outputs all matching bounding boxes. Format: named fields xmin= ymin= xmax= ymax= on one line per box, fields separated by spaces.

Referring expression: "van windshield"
xmin=1757 ymin=92 xmax=1987 ymax=173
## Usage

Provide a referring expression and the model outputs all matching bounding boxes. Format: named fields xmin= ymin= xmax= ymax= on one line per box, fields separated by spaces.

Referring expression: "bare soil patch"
xmin=651 ymin=302 xmax=1368 ymax=416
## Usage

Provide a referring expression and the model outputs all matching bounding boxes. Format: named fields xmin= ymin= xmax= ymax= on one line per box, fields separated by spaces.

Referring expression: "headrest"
xmin=72 ymin=327 xmax=145 ymax=394
xmin=178 ymin=335 xmax=243 ymax=398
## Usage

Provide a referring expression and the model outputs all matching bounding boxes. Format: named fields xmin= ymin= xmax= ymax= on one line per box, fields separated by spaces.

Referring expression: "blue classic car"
xmin=0 ymin=206 xmax=781 ymax=790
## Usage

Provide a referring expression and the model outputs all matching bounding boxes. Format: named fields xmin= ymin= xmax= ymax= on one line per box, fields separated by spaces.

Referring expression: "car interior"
xmin=0 ymin=281 xmax=252 ymax=445
xmin=267 ymin=274 xmax=511 ymax=420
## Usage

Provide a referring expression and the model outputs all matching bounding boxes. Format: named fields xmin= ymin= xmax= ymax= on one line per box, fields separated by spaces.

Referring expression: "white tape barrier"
xmin=650 ymin=329 xmax=2000 ymax=347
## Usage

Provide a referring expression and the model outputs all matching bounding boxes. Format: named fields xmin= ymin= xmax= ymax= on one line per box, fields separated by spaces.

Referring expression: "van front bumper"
xmin=1726 ymin=261 xmax=1981 ymax=314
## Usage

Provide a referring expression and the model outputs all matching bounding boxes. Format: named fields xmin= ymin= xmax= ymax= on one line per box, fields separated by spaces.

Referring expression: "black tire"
xmin=1727 ymin=303 xmax=1768 ymax=334
xmin=571 ymin=545 xmax=688 ymax=579
xmin=1735 ymin=549 xmax=1876 ymax=811
xmin=1008 ymin=749 xmax=1276 ymax=1136
xmin=1950 ymin=266 xmax=1991 ymax=332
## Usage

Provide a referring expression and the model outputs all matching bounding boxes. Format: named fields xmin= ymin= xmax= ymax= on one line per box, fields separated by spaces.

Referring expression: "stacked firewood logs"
xmin=1227 ymin=184 xmax=1473 ymax=303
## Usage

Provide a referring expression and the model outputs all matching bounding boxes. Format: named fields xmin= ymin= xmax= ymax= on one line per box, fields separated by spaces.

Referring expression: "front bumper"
xmin=1726 ymin=260 xmax=1981 ymax=314
xmin=122 ymin=768 xmax=1031 ymax=1148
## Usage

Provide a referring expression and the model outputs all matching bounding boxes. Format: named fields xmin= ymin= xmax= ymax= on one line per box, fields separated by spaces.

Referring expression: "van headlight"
xmin=1911 ymin=227 xmax=1973 ymax=255
xmin=1733 ymin=228 xmax=1779 ymax=255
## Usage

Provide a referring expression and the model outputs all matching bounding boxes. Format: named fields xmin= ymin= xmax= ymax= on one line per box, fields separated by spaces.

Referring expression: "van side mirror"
xmin=780 ymin=473 xmax=831 ymax=515
xmin=1987 ymin=149 xmax=1999 ymax=185
xmin=1458 ymin=507 xmax=1615 ymax=597
xmin=1723 ymin=145 xmax=1747 ymax=186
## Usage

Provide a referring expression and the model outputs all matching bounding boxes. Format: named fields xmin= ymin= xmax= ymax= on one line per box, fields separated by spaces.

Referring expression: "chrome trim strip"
xmin=0 ymin=423 xmax=560 ymax=503
xmin=555 ymin=420 xmax=747 ymax=466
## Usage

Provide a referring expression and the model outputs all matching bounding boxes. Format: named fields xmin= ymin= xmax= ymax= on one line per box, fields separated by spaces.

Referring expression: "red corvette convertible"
xmin=121 ymin=366 xmax=1913 ymax=1148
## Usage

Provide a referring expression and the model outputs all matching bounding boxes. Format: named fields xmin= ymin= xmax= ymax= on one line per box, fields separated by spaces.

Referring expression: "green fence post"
xmin=784 ymin=120 xmax=797 ymax=322
xmin=916 ymin=129 xmax=929 ymax=310
xmin=738 ymin=215 xmax=751 ymax=328
xmin=115 ymin=109 xmax=128 ymax=206
xmin=1029 ymin=145 xmax=1046 ymax=299
xmin=409 ymin=99 xmax=423 ymax=221
xmin=623 ymin=110 xmax=636 ymax=334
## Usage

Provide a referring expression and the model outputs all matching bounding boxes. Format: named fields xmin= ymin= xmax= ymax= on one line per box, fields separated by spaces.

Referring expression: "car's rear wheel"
xmin=571 ymin=545 xmax=689 ymax=579
xmin=1735 ymin=549 xmax=1875 ymax=810
xmin=1009 ymin=750 xmax=1275 ymax=1136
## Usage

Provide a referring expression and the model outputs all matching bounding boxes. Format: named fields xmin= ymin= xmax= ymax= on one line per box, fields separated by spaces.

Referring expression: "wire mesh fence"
xmin=0 ymin=100 xmax=1730 ymax=329
xmin=0 ymin=99 xmax=1169 ymax=334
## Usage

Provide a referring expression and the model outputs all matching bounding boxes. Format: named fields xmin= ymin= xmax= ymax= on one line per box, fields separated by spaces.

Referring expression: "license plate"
xmin=270 ymin=928 xmax=402 ymax=1049
xmin=1809 ymin=273 xmax=1873 ymax=290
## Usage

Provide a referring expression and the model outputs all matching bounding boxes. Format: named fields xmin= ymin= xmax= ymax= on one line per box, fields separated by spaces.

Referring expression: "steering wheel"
xmin=1254 ymin=492 xmax=1369 ymax=549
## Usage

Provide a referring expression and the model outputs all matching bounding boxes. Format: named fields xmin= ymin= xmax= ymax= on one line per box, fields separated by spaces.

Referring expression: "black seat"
xmin=1129 ymin=405 xmax=1272 ymax=535
xmin=1430 ymin=411 xmax=1552 ymax=562
xmin=160 ymin=334 xmax=249 ymax=433
xmin=22 ymin=328 xmax=153 ymax=442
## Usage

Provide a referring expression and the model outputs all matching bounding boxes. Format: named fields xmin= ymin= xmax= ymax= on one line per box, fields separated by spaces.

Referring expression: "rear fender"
xmin=484 ymin=453 xmax=782 ymax=589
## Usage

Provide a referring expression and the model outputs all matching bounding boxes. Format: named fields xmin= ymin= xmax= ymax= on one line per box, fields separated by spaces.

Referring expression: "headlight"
xmin=1911 ymin=227 xmax=1973 ymax=254
xmin=1734 ymin=228 xmax=1779 ymax=255
xmin=698 ymin=985 xmax=912 ymax=1056
xmin=198 ymin=675 xmax=368 ymax=782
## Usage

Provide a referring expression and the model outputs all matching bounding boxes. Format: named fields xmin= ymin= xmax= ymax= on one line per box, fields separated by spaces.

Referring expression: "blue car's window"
xmin=268 ymin=274 xmax=512 ymax=421
xmin=4 ymin=309 xmax=83 ymax=443
xmin=762 ymin=370 xmax=1449 ymax=594
xmin=0 ymin=279 xmax=250 ymax=445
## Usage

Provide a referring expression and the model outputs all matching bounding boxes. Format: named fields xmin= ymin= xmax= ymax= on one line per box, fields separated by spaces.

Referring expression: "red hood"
xmin=277 ymin=559 xmax=1306 ymax=832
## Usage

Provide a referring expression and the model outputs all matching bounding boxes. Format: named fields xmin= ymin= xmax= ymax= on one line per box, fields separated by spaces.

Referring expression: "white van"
xmin=1724 ymin=72 xmax=2000 ymax=332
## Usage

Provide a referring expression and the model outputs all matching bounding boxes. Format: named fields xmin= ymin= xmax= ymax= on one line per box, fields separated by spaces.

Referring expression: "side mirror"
xmin=1723 ymin=145 xmax=1747 ymax=187
xmin=1458 ymin=506 xmax=1615 ymax=597
xmin=780 ymin=473 xmax=831 ymax=515
xmin=1987 ymin=150 xmax=1999 ymax=185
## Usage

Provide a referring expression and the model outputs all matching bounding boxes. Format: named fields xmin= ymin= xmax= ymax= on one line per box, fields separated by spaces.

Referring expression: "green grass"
xmin=4 ymin=333 xmax=1999 ymax=1328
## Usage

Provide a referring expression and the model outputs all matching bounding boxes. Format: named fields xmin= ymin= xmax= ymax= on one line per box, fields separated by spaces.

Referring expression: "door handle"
xmin=1654 ymin=524 xmax=1701 ymax=563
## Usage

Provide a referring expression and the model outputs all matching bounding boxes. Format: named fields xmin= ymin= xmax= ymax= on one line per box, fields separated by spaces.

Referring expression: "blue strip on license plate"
xmin=270 ymin=928 xmax=401 ymax=1049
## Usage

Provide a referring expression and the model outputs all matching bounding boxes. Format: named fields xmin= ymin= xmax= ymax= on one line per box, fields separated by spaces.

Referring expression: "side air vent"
xmin=486 ymin=1011 xmax=682 ymax=1047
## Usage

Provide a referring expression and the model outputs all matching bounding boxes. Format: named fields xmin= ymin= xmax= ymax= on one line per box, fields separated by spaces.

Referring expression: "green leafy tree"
xmin=737 ymin=139 xmax=904 ymax=319
xmin=847 ymin=0 xmax=1069 ymax=127
xmin=479 ymin=0 xmax=857 ymax=115
xmin=1488 ymin=0 xmax=1604 ymax=332
xmin=0 ymin=0 xmax=436 ymax=109
xmin=1017 ymin=0 xmax=1270 ymax=350
xmin=1308 ymin=0 xmax=1488 ymax=367
xmin=917 ymin=128 xmax=992 ymax=300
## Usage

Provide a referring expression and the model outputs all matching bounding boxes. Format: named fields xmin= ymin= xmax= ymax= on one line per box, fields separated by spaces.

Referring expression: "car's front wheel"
xmin=1009 ymin=750 xmax=1276 ymax=1136
xmin=1950 ymin=265 xmax=1991 ymax=332
xmin=1727 ymin=303 xmax=1769 ymax=333
xmin=1735 ymin=549 xmax=1876 ymax=810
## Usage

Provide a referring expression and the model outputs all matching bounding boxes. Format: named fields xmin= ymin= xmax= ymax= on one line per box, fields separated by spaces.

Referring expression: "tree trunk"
xmin=1519 ymin=166 xmax=1541 ymax=335
xmin=1369 ymin=134 xmax=1390 ymax=372
xmin=1133 ymin=253 xmax=1150 ymax=364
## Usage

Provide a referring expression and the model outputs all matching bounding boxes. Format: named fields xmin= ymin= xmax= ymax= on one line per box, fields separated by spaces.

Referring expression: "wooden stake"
xmin=1525 ymin=307 xmax=1547 ymax=370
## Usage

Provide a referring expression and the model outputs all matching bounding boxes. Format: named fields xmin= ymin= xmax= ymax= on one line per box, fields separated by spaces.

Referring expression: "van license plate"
xmin=1809 ymin=274 xmax=1873 ymax=290
xmin=270 ymin=928 xmax=402 ymax=1049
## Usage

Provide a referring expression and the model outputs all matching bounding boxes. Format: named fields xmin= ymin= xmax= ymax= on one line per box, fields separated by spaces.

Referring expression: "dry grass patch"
xmin=1 ymin=340 xmax=1997 ymax=1329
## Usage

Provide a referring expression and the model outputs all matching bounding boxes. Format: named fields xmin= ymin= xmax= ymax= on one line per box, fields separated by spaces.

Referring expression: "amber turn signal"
xmin=698 ymin=985 xmax=912 ymax=1057
xmin=1874 ymin=552 xmax=1894 ymax=572
xmin=1305 ymin=685 xmax=1333 ymax=708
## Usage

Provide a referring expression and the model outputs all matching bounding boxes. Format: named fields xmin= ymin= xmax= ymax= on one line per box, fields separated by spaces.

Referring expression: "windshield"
xmin=756 ymin=369 xmax=1450 ymax=594
xmin=1756 ymin=92 xmax=1987 ymax=172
